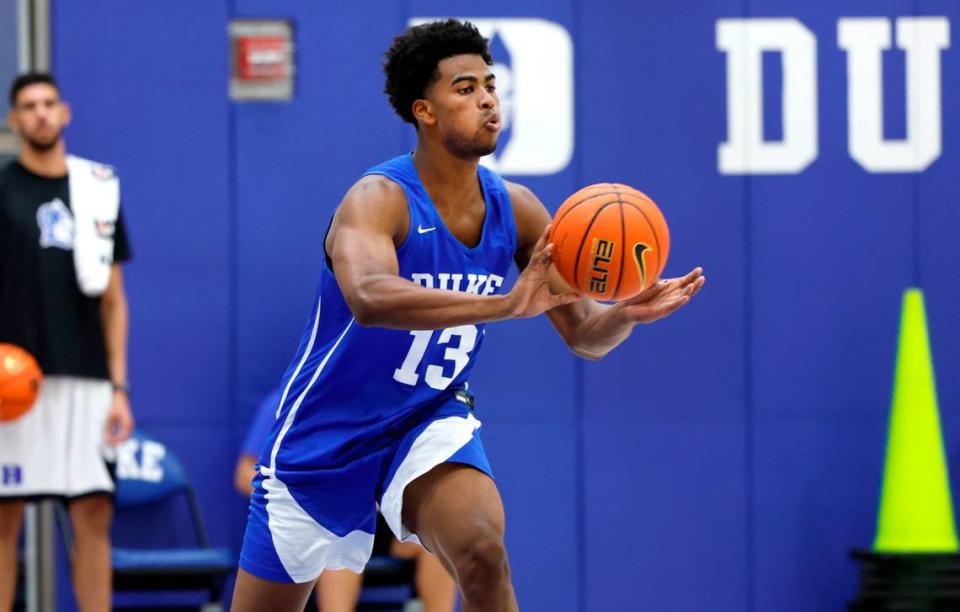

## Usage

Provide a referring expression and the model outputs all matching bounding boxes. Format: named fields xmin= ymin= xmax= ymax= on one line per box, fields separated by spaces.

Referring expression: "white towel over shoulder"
xmin=66 ymin=155 xmax=120 ymax=297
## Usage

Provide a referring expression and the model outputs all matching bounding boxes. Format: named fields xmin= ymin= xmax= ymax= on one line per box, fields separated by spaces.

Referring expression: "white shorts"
xmin=0 ymin=376 xmax=115 ymax=499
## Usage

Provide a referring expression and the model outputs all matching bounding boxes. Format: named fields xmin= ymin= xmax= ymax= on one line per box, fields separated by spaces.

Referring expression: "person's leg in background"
xmin=314 ymin=569 xmax=363 ymax=612
xmin=232 ymin=569 xmax=316 ymax=612
xmin=390 ymin=539 xmax=456 ymax=612
xmin=0 ymin=501 xmax=26 ymax=611
xmin=65 ymin=376 xmax=122 ymax=612
xmin=68 ymin=494 xmax=113 ymax=611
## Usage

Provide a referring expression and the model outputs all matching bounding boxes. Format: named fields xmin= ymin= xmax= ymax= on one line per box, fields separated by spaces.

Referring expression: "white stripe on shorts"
xmin=380 ymin=413 xmax=482 ymax=544
xmin=260 ymin=472 xmax=374 ymax=582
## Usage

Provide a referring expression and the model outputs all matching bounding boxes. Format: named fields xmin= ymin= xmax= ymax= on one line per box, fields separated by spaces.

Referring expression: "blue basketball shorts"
xmin=238 ymin=406 xmax=493 ymax=583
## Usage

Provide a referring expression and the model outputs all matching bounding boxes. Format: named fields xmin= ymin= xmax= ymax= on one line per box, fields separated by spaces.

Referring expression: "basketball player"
xmin=0 ymin=73 xmax=133 ymax=610
xmin=233 ymin=19 xmax=704 ymax=612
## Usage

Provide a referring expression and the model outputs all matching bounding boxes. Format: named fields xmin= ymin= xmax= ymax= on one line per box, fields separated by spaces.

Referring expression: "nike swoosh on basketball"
xmin=418 ymin=225 xmax=436 ymax=234
xmin=633 ymin=243 xmax=651 ymax=288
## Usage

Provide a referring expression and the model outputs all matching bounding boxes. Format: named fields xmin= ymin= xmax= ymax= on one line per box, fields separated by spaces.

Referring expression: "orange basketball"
xmin=0 ymin=344 xmax=43 ymax=422
xmin=549 ymin=183 xmax=670 ymax=301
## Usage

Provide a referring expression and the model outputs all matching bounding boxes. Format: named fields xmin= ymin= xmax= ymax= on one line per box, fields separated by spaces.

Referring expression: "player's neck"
xmin=411 ymin=143 xmax=481 ymax=207
xmin=18 ymin=140 xmax=68 ymax=178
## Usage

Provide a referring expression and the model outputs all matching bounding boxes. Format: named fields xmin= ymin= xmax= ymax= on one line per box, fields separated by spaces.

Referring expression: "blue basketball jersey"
xmin=260 ymin=154 xmax=517 ymax=481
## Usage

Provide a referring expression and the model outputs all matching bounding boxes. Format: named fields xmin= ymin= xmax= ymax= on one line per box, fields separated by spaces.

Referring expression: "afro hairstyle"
xmin=383 ymin=19 xmax=493 ymax=125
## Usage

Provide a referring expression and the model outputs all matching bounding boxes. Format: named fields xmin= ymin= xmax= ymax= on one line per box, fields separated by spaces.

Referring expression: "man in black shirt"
xmin=0 ymin=73 xmax=134 ymax=611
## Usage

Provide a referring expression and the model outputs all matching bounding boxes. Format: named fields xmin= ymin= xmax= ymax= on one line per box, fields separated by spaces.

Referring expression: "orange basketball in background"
xmin=549 ymin=183 xmax=670 ymax=301
xmin=0 ymin=344 xmax=42 ymax=422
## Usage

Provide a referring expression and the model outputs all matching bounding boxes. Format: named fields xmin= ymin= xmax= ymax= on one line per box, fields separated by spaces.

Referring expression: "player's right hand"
xmin=506 ymin=225 xmax=581 ymax=318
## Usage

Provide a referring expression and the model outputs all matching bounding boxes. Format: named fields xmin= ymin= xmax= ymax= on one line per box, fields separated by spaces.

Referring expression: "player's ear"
xmin=61 ymin=101 xmax=72 ymax=127
xmin=411 ymin=99 xmax=435 ymax=126
xmin=6 ymin=110 xmax=17 ymax=134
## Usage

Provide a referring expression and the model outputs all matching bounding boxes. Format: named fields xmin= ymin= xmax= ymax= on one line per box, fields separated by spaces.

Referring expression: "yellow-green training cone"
xmin=873 ymin=288 xmax=958 ymax=553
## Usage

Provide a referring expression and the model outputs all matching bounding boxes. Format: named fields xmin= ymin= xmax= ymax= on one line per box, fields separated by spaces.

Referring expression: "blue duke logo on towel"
xmin=36 ymin=198 xmax=75 ymax=250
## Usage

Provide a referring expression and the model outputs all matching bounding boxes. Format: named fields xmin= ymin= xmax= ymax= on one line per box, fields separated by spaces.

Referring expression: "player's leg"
xmin=0 ymin=500 xmax=26 ymax=610
xmin=68 ymin=494 xmax=113 ymax=611
xmin=401 ymin=463 xmax=517 ymax=612
xmin=234 ymin=464 xmax=377 ymax=612
xmin=314 ymin=569 xmax=363 ymax=612
xmin=65 ymin=378 xmax=118 ymax=610
xmin=232 ymin=568 xmax=316 ymax=612
xmin=390 ymin=538 xmax=456 ymax=612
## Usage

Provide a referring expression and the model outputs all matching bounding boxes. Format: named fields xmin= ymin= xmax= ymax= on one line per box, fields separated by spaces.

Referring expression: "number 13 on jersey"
xmin=393 ymin=325 xmax=478 ymax=391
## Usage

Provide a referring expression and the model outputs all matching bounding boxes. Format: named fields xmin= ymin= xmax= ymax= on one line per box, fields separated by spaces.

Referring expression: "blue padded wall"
xmin=48 ymin=1 xmax=960 ymax=610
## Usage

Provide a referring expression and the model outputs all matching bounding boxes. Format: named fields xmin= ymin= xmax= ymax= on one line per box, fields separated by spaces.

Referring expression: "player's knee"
xmin=452 ymin=533 xmax=509 ymax=598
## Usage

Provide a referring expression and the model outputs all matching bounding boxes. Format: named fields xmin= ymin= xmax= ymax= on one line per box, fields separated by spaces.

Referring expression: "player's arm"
xmin=508 ymin=182 xmax=705 ymax=360
xmin=329 ymin=175 xmax=578 ymax=330
xmin=234 ymin=454 xmax=257 ymax=496
xmin=100 ymin=264 xmax=134 ymax=443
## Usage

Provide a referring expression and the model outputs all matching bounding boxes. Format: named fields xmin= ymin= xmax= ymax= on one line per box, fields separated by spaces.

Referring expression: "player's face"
xmin=8 ymin=83 xmax=70 ymax=152
xmin=423 ymin=54 xmax=500 ymax=159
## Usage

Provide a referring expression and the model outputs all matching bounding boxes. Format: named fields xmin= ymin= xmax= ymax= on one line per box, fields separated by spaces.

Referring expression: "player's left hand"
xmin=617 ymin=267 xmax=705 ymax=324
xmin=508 ymin=224 xmax=582 ymax=318
xmin=105 ymin=391 xmax=134 ymax=446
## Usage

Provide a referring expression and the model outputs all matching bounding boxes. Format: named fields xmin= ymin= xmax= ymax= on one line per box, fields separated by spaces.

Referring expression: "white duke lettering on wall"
xmin=839 ymin=18 xmax=948 ymax=173
xmin=116 ymin=438 xmax=166 ymax=482
xmin=717 ymin=19 xmax=818 ymax=175
xmin=717 ymin=17 xmax=950 ymax=175
xmin=411 ymin=17 xmax=574 ymax=176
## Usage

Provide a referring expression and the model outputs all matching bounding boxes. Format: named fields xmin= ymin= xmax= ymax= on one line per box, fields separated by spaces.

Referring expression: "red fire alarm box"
xmin=230 ymin=20 xmax=294 ymax=101
xmin=237 ymin=36 xmax=287 ymax=80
